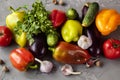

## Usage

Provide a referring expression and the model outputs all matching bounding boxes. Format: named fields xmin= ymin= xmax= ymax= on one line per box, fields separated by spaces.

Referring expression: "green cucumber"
xmin=82 ymin=2 xmax=99 ymax=27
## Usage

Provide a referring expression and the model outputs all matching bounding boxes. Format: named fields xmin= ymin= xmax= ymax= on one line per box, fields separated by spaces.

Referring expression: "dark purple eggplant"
xmin=81 ymin=3 xmax=103 ymax=57
xmin=27 ymin=33 xmax=48 ymax=59
xmin=83 ymin=23 xmax=103 ymax=57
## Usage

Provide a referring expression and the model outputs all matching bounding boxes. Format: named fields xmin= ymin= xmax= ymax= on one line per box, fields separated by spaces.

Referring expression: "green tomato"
xmin=66 ymin=8 xmax=78 ymax=20
xmin=47 ymin=33 xmax=59 ymax=47
xmin=6 ymin=11 xmax=25 ymax=32
xmin=61 ymin=20 xmax=82 ymax=42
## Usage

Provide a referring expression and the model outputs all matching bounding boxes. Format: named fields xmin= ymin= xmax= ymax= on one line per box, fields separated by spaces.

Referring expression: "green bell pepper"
xmin=61 ymin=20 xmax=83 ymax=42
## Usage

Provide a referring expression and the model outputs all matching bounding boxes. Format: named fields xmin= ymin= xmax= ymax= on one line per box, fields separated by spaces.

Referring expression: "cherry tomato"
xmin=103 ymin=38 xmax=120 ymax=59
xmin=0 ymin=26 xmax=12 ymax=46
xmin=9 ymin=48 xmax=34 ymax=71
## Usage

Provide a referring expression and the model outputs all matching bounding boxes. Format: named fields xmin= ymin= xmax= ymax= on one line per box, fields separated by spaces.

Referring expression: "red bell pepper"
xmin=49 ymin=9 xmax=66 ymax=28
xmin=9 ymin=48 xmax=34 ymax=71
xmin=53 ymin=41 xmax=91 ymax=64
xmin=103 ymin=38 xmax=120 ymax=59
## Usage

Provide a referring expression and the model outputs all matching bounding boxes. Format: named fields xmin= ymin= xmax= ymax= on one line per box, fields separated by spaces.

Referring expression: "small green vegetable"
xmin=66 ymin=8 xmax=78 ymax=20
xmin=82 ymin=2 xmax=99 ymax=27
xmin=14 ymin=0 xmax=59 ymax=45
xmin=47 ymin=33 xmax=58 ymax=47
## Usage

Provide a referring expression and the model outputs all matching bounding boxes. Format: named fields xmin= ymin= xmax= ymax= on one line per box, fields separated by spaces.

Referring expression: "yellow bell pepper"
xmin=6 ymin=7 xmax=27 ymax=47
xmin=14 ymin=32 xmax=27 ymax=47
xmin=6 ymin=11 xmax=25 ymax=32
xmin=95 ymin=9 xmax=120 ymax=36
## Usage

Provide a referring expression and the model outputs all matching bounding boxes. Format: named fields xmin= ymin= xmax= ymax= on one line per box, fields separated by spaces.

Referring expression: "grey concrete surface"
xmin=0 ymin=0 xmax=120 ymax=80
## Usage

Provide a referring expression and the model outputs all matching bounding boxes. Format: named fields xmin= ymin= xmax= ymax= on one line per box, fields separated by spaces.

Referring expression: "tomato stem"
xmin=112 ymin=43 xmax=120 ymax=48
xmin=0 ymin=31 xmax=4 ymax=36
xmin=110 ymin=39 xmax=120 ymax=48
xmin=0 ymin=32 xmax=3 ymax=36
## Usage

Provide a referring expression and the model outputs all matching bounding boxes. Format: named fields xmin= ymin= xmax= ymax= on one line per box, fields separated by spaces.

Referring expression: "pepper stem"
xmin=9 ymin=6 xmax=15 ymax=13
xmin=29 ymin=64 xmax=38 ymax=69
xmin=9 ymin=5 xmax=28 ymax=13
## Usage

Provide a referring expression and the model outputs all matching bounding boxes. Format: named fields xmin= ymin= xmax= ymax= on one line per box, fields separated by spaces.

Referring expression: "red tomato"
xmin=103 ymin=38 xmax=120 ymax=59
xmin=9 ymin=48 xmax=34 ymax=71
xmin=50 ymin=9 xmax=66 ymax=28
xmin=0 ymin=26 xmax=12 ymax=46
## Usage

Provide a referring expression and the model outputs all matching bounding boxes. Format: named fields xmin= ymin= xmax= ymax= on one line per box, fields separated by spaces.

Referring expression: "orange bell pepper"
xmin=95 ymin=9 xmax=120 ymax=36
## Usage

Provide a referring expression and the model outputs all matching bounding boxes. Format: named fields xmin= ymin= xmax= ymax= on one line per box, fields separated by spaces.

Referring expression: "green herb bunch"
xmin=14 ymin=0 xmax=58 ymax=45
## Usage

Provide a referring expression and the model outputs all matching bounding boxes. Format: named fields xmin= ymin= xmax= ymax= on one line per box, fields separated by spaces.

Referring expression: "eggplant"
xmin=27 ymin=33 xmax=48 ymax=59
xmin=83 ymin=23 xmax=103 ymax=57
xmin=82 ymin=4 xmax=103 ymax=57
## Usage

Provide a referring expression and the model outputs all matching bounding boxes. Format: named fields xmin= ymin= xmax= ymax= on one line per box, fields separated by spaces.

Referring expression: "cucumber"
xmin=82 ymin=2 xmax=99 ymax=27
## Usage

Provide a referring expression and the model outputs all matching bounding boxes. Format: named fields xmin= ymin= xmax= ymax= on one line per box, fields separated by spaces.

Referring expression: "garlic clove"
xmin=61 ymin=64 xmax=81 ymax=76
xmin=61 ymin=64 xmax=73 ymax=75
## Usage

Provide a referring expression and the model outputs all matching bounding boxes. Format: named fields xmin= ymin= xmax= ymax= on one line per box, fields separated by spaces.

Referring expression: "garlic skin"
xmin=40 ymin=61 xmax=53 ymax=73
xmin=77 ymin=35 xmax=92 ymax=49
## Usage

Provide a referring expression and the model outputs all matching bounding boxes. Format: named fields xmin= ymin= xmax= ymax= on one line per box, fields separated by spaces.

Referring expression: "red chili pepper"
xmin=53 ymin=41 xmax=91 ymax=64
xmin=9 ymin=48 xmax=34 ymax=71
xmin=103 ymin=38 xmax=120 ymax=59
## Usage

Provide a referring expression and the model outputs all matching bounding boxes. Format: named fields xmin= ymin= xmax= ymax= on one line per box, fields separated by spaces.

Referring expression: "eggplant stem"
xmin=35 ymin=58 xmax=42 ymax=64
xmin=85 ymin=2 xmax=91 ymax=7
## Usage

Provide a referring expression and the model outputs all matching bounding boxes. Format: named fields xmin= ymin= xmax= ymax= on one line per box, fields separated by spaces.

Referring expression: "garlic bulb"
xmin=77 ymin=35 xmax=92 ymax=49
xmin=35 ymin=58 xmax=53 ymax=73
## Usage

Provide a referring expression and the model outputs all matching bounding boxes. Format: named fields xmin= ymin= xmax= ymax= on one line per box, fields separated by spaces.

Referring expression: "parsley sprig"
xmin=14 ymin=0 xmax=58 ymax=45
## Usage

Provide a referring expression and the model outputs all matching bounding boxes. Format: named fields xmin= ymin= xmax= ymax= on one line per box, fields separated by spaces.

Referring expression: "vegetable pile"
xmin=0 ymin=0 xmax=120 ymax=76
